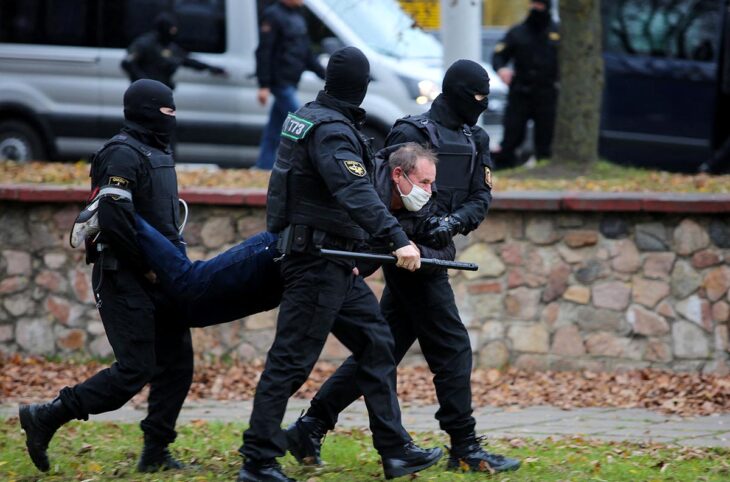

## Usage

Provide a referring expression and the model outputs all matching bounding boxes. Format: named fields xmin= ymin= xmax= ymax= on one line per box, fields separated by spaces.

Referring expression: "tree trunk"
xmin=553 ymin=0 xmax=604 ymax=164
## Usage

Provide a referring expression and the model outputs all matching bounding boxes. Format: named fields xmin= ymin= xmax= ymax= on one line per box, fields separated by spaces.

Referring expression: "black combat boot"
xmin=381 ymin=441 xmax=443 ymax=480
xmin=447 ymin=433 xmax=521 ymax=473
xmin=285 ymin=415 xmax=328 ymax=466
xmin=19 ymin=397 xmax=74 ymax=472
xmin=237 ymin=459 xmax=296 ymax=482
xmin=137 ymin=439 xmax=186 ymax=472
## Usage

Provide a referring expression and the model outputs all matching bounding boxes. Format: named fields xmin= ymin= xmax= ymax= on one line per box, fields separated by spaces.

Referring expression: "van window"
xmin=0 ymin=0 xmax=98 ymax=47
xmin=174 ymin=0 xmax=226 ymax=53
xmin=301 ymin=8 xmax=337 ymax=54
xmin=99 ymin=0 xmax=226 ymax=53
xmin=321 ymin=0 xmax=442 ymax=59
xmin=602 ymin=0 xmax=722 ymax=61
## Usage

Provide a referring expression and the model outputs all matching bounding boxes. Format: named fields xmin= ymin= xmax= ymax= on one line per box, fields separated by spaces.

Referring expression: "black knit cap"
xmin=532 ymin=0 xmax=552 ymax=8
xmin=324 ymin=46 xmax=370 ymax=106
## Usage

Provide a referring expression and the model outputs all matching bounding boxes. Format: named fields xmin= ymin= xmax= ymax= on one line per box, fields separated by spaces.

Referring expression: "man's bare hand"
xmin=144 ymin=270 xmax=158 ymax=284
xmin=257 ymin=87 xmax=270 ymax=106
xmin=498 ymin=67 xmax=514 ymax=85
xmin=393 ymin=244 xmax=421 ymax=272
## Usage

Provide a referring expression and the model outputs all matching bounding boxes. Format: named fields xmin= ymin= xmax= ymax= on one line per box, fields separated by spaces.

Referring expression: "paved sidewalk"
xmin=3 ymin=401 xmax=729 ymax=447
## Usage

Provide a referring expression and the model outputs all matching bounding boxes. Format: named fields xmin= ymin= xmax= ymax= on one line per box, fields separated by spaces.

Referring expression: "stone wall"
xmin=2 ymin=196 xmax=730 ymax=373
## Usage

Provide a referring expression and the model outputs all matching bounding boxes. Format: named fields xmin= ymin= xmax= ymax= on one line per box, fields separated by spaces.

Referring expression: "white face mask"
xmin=396 ymin=173 xmax=431 ymax=212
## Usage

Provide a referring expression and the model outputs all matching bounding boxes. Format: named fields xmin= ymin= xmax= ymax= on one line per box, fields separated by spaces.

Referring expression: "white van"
xmin=0 ymin=0 xmax=505 ymax=166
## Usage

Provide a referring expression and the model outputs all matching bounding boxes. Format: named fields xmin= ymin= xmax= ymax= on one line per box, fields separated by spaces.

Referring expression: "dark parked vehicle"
xmin=600 ymin=0 xmax=729 ymax=172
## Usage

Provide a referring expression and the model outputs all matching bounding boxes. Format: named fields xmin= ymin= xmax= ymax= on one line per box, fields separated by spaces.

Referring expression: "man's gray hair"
xmin=388 ymin=142 xmax=438 ymax=174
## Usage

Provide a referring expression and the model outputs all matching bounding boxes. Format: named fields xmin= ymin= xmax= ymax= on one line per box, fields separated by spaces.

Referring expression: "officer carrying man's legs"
xmin=19 ymin=80 xmax=193 ymax=474
xmin=238 ymin=47 xmax=442 ymax=482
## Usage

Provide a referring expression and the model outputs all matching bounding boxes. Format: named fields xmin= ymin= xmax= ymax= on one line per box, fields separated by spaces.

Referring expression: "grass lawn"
xmin=496 ymin=160 xmax=730 ymax=193
xmin=1 ymin=418 xmax=728 ymax=481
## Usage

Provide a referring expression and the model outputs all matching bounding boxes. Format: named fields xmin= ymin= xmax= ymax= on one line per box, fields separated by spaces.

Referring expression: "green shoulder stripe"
xmin=281 ymin=113 xmax=315 ymax=141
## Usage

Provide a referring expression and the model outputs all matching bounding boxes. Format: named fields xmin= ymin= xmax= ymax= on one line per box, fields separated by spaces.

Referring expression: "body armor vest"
xmin=396 ymin=114 xmax=476 ymax=215
xmin=91 ymin=134 xmax=181 ymax=244
xmin=267 ymin=104 xmax=373 ymax=240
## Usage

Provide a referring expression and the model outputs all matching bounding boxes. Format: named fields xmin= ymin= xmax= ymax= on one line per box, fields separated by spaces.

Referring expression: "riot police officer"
xmin=287 ymin=59 xmax=521 ymax=474
xmin=121 ymin=12 xmax=226 ymax=90
xmin=19 ymin=80 xmax=193 ymax=474
xmin=238 ymin=47 xmax=442 ymax=482
xmin=492 ymin=0 xmax=559 ymax=169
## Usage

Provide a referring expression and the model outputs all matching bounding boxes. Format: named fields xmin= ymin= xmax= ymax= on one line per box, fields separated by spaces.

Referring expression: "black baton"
xmin=319 ymin=248 xmax=479 ymax=271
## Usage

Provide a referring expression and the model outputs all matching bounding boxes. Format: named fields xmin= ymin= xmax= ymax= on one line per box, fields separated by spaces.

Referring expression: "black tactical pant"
xmin=240 ymin=253 xmax=410 ymax=461
xmin=59 ymin=262 xmax=193 ymax=446
xmin=307 ymin=266 xmax=476 ymax=440
xmin=498 ymin=85 xmax=558 ymax=167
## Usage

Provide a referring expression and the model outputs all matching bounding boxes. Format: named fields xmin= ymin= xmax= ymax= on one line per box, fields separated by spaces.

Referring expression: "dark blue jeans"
xmin=134 ymin=215 xmax=283 ymax=327
xmin=255 ymin=85 xmax=300 ymax=169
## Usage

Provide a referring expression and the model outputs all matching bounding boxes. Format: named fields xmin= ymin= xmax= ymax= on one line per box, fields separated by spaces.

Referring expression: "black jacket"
xmin=121 ymin=32 xmax=215 ymax=89
xmin=266 ymin=91 xmax=409 ymax=249
xmin=492 ymin=20 xmax=560 ymax=91
xmin=90 ymin=122 xmax=180 ymax=274
xmin=373 ymin=147 xmax=455 ymax=258
xmin=256 ymin=2 xmax=325 ymax=88
xmin=385 ymin=95 xmax=492 ymax=234
xmin=356 ymin=146 xmax=455 ymax=277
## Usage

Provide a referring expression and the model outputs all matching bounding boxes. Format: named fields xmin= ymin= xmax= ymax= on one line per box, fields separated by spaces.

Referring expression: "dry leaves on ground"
xmin=2 ymin=355 xmax=729 ymax=417
xmin=2 ymin=160 xmax=729 ymax=193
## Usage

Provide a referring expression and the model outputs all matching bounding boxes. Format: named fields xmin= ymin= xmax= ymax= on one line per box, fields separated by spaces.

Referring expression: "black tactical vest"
xmin=91 ymin=134 xmax=181 ymax=244
xmin=396 ymin=114 xmax=476 ymax=216
xmin=267 ymin=104 xmax=373 ymax=240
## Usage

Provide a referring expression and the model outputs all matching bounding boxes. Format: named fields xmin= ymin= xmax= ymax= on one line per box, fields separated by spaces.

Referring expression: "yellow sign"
xmin=399 ymin=0 xmax=440 ymax=30
xmin=398 ymin=0 xmax=533 ymax=29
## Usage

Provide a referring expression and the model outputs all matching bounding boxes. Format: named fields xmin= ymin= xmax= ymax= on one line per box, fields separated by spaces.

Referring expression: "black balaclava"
xmin=124 ymin=79 xmax=176 ymax=146
xmin=526 ymin=0 xmax=551 ymax=31
xmin=324 ymin=46 xmax=370 ymax=106
xmin=155 ymin=12 xmax=178 ymax=45
xmin=442 ymin=59 xmax=490 ymax=126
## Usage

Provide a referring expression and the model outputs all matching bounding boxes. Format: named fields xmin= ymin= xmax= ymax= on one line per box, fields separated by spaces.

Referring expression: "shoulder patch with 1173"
xmin=281 ymin=113 xmax=314 ymax=141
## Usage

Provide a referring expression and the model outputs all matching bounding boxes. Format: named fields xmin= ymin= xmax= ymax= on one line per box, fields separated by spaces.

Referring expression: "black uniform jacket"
xmin=122 ymin=32 xmax=213 ymax=89
xmin=91 ymin=123 xmax=179 ymax=274
xmin=256 ymin=2 xmax=326 ymax=88
xmin=492 ymin=20 xmax=560 ymax=91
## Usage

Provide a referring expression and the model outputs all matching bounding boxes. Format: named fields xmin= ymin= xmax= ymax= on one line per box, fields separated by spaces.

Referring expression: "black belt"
xmin=278 ymin=225 xmax=357 ymax=254
xmin=311 ymin=229 xmax=356 ymax=251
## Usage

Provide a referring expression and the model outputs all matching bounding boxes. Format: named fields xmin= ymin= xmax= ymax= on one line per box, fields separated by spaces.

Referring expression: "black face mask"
xmin=155 ymin=12 xmax=178 ymax=45
xmin=123 ymin=79 xmax=176 ymax=146
xmin=441 ymin=59 xmax=491 ymax=126
xmin=526 ymin=9 xmax=551 ymax=31
xmin=324 ymin=46 xmax=370 ymax=106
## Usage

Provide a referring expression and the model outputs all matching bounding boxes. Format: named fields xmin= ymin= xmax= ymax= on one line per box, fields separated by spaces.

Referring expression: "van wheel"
xmin=362 ymin=125 xmax=386 ymax=151
xmin=0 ymin=121 xmax=47 ymax=162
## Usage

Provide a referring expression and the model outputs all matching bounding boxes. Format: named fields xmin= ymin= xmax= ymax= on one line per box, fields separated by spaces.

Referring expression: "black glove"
xmin=209 ymin=66 xmax=226 ymax=76
xmin=423 ymin=214 xmax=463 ymax=249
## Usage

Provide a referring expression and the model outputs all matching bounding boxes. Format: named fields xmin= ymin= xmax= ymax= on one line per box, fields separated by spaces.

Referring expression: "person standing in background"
xmin=491 ymin=0 xmax=559 ymax=169
xmin=121 ymin=12 xmax=226 ymax=90
xmin=253 ymin=0 xmax=326 ymax=170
